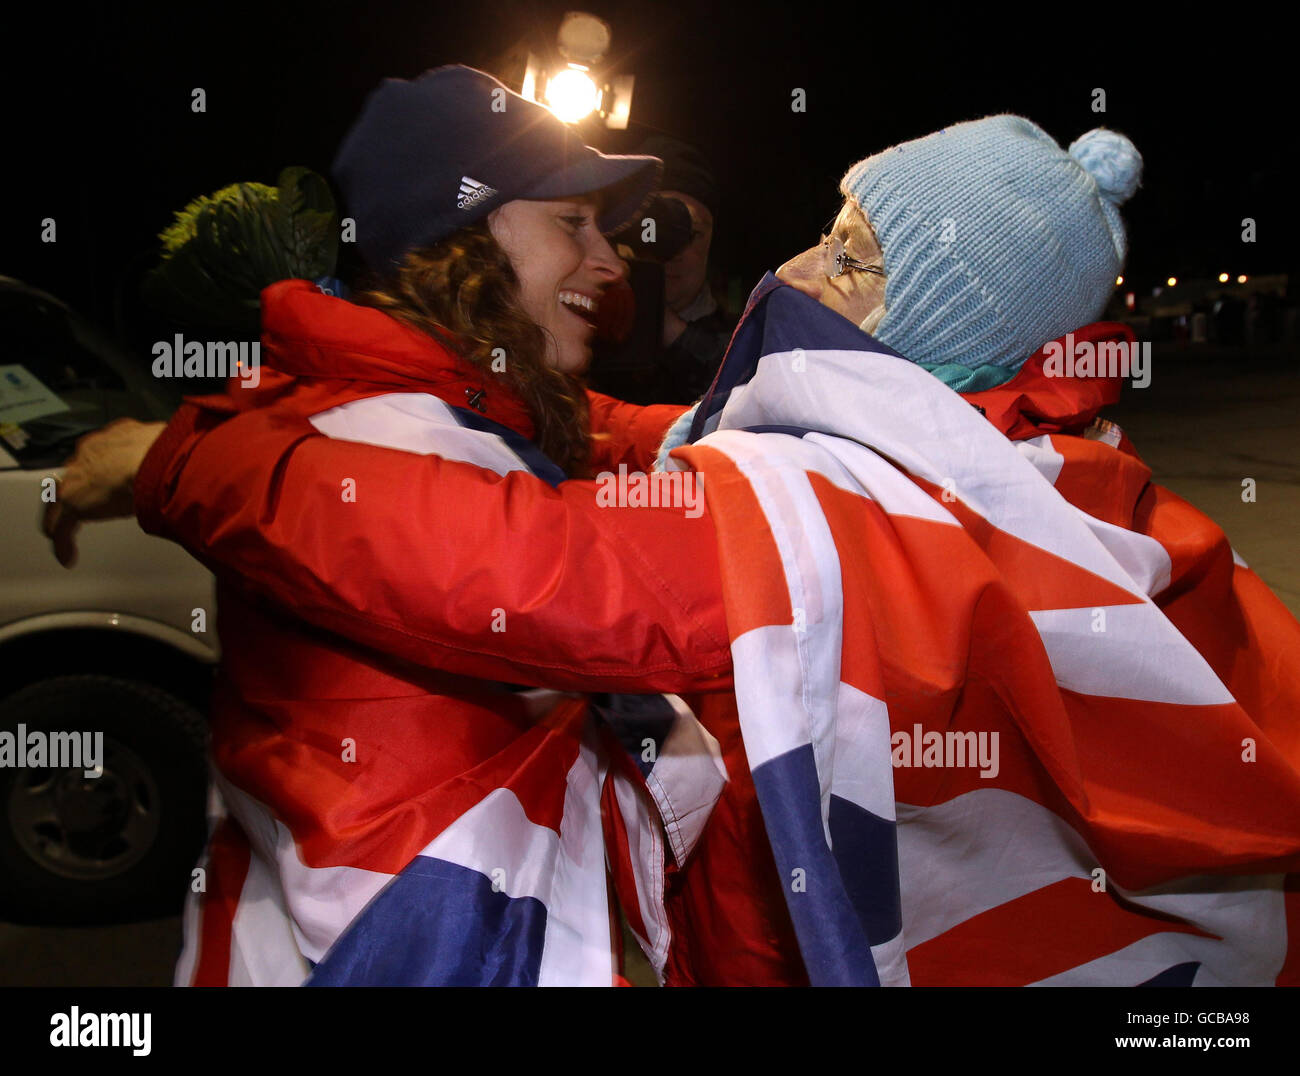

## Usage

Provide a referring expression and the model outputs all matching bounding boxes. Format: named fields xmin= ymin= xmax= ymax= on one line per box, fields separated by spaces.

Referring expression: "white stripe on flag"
xmin=1029 ymin=875 xmax=1287 ymax=986
xmin=643 ymin=694 xmax=729 ymax=865
xmin=1028 ymin=604 xmax=1235 ymax=705
xmin=610 ymin=769 xmax=671 ymax=978
xmin=870 ymin=932 xmax=912 ymax=987
xmin=732 ymin=450 xmax=845 ymax=835
xmin=1016 ymin=434 xmax=1065 ymax=487
xmin=896 ymin=788 xmax=1098 ymax=949
xmin=703 ymin=428 xmax=960 ymax=527
xmin=731 ymin=624 xmax=815 ymax=771
xmin=831 ymin=681 xmax=896 ymax=823
xmin=418 ymin=739 xmax=614 ymax=987
xmin=1069 ymin=511 xmax=1173 ymax=599
xmin=898 ymin=786 xmax=1285 ymax=984
xmin=720 ymin=349 xmax=1149 ymax=598
xmin=227 ymin=846 xmax=313 ymax=987
xmin=220 ymin=778 xmax=391 ymax=965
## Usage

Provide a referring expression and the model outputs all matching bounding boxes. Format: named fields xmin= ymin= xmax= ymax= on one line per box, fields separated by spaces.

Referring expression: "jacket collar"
xmin=962 ymin=321 xmax=1136 ymax=441
xmin=251 ymin=279 xmax=535 ymax=438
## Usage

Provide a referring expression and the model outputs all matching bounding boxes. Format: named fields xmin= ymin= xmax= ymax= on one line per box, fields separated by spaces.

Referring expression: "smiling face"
xmin=776 ymin=199 xmax=887 ymax=333
xmin=487 ymin=197 xmax=626 ymax=374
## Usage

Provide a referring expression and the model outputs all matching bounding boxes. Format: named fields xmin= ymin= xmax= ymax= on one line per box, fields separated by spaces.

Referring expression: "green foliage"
xmin=143 ymin=167 xmax=338 ymax=334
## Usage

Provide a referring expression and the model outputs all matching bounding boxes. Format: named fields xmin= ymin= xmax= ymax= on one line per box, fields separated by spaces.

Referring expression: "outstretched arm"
xmin=130 ymin=400 xmax=733 ymax=694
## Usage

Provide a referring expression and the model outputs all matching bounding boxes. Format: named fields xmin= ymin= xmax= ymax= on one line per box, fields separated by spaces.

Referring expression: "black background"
xmin=5 ymin=0 xmax=1295 ymax=334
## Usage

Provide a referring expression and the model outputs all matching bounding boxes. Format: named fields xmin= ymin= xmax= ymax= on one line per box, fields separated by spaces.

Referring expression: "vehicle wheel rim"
xmin=7 ymin=735 xmax=162 ymax=881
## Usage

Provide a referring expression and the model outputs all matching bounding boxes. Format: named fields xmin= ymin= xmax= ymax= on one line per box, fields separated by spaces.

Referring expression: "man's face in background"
xmin=661 ymin=190 xmax=713 ymax=314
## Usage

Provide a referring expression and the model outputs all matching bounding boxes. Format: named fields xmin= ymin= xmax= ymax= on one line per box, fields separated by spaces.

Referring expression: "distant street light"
xmin=1218 ymin=273 xmax=1230 ymax=283
xmin=1166 ymin=276 xmax=1178 ymax=287
xmin=1237 ymin=274 xmax=1248 ymax=284
xmin=1116 ymin=275 xmax=1124 ymax=286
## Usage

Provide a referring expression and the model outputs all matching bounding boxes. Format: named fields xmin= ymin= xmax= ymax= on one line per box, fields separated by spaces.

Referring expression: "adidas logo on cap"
xmin=457 ymin=176 xmax=498 ymax=210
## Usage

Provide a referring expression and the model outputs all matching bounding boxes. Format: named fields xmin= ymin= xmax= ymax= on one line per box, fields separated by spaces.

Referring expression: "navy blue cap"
xmin=331 ymin=65 xmax=662 ymax=275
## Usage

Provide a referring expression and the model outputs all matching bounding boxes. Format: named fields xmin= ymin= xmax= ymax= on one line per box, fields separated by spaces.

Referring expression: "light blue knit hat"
xmin=840 ymin=115 xmax=1142 ymax=391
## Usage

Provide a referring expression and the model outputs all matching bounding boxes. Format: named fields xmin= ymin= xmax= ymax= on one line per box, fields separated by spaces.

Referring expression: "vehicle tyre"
xmin=0 ymin=675 xmax=208 ymax=925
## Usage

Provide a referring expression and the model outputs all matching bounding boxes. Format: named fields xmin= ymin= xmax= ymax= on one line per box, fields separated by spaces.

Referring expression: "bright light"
xmin=1218 ymin=273 xmax=1230 ymax=283
xmin=1237 ymin=274 xmax=1248 ymax=284
xmin=1166 ymin=276 xmax=1177 ymax=287
xmin=1115 ymin=275 xmax=1123 ymax=286
xmin=546 ymin=67 xmax=599 ymax=123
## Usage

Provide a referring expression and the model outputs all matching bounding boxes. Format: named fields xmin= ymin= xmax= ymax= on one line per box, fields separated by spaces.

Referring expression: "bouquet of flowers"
xmin=143 ymin=166 xmax=338 ymax=335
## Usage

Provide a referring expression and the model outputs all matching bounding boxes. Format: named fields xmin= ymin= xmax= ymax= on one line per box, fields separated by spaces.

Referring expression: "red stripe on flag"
xmin=906 ymin=876 xmax=1215 ymax=986
xmin=908 ymin=474 xmax=1145 ymax=612
xmin=216 ymin=699 xmax=588 ymax=875
xmin=900 ymin=687 xmax=1300 ymax=888
xmin=1048 ymin=434 xmax=1152 ymax=529
xmin=191 ymin=815 xmax=252 ymax=987
xmin=813 ymin=474 xmax=1036 ymax=706
xmin=677 ymin=445 xmax=792 ymax=640
xmin=599 ymin=744 xmax=652 ymax=947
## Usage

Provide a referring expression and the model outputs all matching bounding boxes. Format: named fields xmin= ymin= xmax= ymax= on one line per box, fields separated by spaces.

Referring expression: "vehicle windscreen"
xmin=0 ymin=284 xmax=182 ymax=471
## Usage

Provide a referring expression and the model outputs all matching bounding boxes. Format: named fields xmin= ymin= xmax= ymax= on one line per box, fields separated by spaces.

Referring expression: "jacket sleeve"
xmin=134 ymin=400 xmax=734 ymax=694
xmin=585 ymin=390 xmax=688 ymax=473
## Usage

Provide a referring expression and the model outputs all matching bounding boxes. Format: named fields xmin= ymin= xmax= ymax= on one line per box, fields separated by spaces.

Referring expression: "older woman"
xmin=51 ymin=116 xmax=1300 ymax=986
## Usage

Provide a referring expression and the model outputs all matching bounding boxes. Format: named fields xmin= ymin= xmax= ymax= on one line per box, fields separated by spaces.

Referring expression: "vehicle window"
xmin=0 ymin=283 xmax=179 ymax=471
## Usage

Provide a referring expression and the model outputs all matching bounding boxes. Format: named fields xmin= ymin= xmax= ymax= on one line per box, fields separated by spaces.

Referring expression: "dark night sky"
xmin=6 ymin=0 xmax=1295 ymax=336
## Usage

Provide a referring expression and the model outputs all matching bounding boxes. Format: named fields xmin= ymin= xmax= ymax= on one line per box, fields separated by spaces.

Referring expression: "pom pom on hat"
xmin=1068 ymin=128 xmax=1143 ymax=205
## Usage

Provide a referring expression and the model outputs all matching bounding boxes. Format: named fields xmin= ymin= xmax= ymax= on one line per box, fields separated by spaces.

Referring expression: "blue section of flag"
xmin=827 ymin=794 xmax=903 ymax=946
xmin=750 ymin=743 xmax=883 ymax=986
xmin=1137 ymin=961 xmax=1201 ymax=987
xmin=692 ymin=273 xmax=902 ymax=442
xmin=306 ymin=857 xmax=547 ymax=986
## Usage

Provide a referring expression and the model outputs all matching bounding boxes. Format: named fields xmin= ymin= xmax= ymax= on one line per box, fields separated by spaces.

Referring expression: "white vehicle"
xmin=0 ymin=277 xmax=218 ymax=924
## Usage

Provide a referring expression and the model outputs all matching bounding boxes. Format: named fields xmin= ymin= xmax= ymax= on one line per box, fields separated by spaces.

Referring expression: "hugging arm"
xmin=585 ymin=389 xmax=690 ymax=473
xmin=133 ymin=400 xmax=734 ymax=694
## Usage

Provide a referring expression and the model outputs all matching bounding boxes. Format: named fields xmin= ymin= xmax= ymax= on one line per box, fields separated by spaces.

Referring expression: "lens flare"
xmin=546 ymin=68 xmax=599 ymax=123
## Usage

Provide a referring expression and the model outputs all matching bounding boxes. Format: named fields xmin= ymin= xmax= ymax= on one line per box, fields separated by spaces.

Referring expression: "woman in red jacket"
xmin=44 ymin=64 xmax=749 ymax=987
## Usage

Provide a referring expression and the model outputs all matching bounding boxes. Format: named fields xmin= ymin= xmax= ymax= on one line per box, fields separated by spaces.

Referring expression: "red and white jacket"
xmin=147 ymin=279 xmax=736 ymax=985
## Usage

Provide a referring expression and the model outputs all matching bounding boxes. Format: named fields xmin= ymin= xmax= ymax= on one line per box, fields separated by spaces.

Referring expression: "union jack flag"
xmin=668 ymin=274 xmax=1300 ymax=986
xmin=176 ymin=391 xmax=727 ymax=987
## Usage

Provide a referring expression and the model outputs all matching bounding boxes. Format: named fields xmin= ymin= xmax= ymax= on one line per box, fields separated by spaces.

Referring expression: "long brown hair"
xmin=351 ymin=222 xmax=593 ymax=476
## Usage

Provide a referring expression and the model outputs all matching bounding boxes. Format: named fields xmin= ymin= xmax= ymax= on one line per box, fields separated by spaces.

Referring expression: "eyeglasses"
xmin=821 ymin=232 xmax=886 ymax=281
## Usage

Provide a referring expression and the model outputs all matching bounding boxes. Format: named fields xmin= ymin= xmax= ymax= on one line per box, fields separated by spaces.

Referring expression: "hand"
xmin=42 ymin=418 xmax=167 ymax=568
